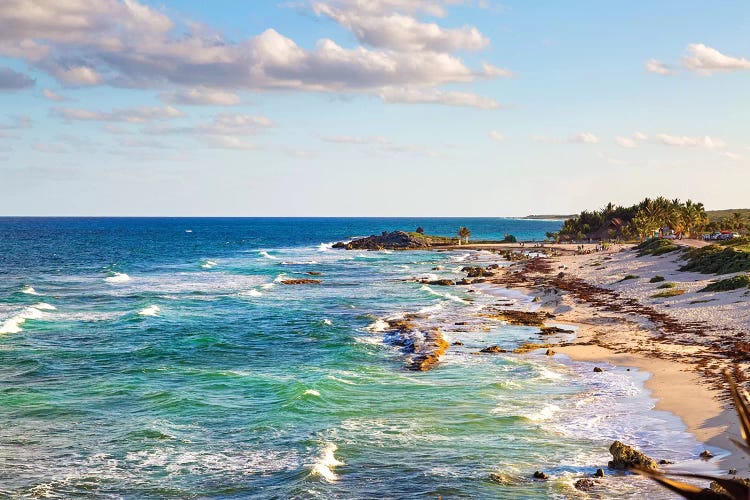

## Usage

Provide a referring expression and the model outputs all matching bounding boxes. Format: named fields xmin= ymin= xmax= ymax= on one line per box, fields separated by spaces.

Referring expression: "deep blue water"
xmin=0 ymin=218 xmax=707 ymax=498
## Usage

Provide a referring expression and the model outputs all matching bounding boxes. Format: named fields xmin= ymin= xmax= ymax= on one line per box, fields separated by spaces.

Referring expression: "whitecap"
xmin=365 ymin=319 xmax=389 ymax=332
xmin=309 ymin=443 xmax=344 ymax=482
xmin=201 ymin=260 xmax=218 ymax=269
xmin=260 ymin=283 xmax=275 ymax=290
xmin=318 ymin=242 xmax=334 ymax=252
xmin=21 ymin=285 xmax=40 ymax=295
xmin=273 ymin=273 xmax=288 ymax=283
xmin=417 ymin=303 xmax=444 ymax=315
xmin=522 ymin=404 xmax=560 ymax=422
xmin=450 ymin=253 xmax=470 ymax=262
xmin=138 ymin=305 xmax=161 ymax=317
xmin=280 ymin=260 xmax=319 ymax=265
xmin=322 ymin=319 xmax=333 ymax=326
xmin=33 ymin=302 xmax=56 ymax=311
xmin=241 ymin=290 xmax=263 ymax=297
xmin=304 ymin=389 xmax=321 ymax=397
xmin=259 ymin=250 xmax=278 ymax=260
xmin=0 ymin=305 xmax=48 ymax=334
xmin=105 ymin=272 xmax=131 ymax=283
xmin=185 ymin=229 xmax=193 ymax=233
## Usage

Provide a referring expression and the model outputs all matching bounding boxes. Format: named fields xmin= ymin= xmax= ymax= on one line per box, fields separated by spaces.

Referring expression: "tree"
xmin=458 ymin=227 xmax=471 ymax=244
xmin=732 ymin=212 xmax=745 ymax=231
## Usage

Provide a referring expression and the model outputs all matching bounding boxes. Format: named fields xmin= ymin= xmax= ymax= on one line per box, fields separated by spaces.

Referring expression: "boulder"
xmin=424 ymin=279 xmax=455 ymax=286
xmin=700 ymin=450 xmax=714 ymax=459
xmin=480 ymin=345 xmax=507 ymax=354
xmin=574 ymin=478 xmax=596 ymax=491
xmin=608 ymin=441 xmax=659 ymax=471
xmin=461 ymin=266 xmax=494 ymax=278
xmin=593 ymin=367 xmax=604 ymax=373
xmin=594 ymin=468 xmax=605 ymax=477
xmin=533 ymin=471 xmax=548 ymax=480
xmin=545 ymin=349 xmax=556 ymax=356
xmin=333 ymin=231 xmax=431 ymax=250
xmin=488 ymin=472 xmax=518 ymax=486
xmin=279 ymin=279 xmax=321 ymax=285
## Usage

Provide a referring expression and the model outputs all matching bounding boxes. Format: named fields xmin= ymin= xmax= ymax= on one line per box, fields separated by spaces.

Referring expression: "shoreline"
xmin=474 ymin=243 xmax=749 ymax=473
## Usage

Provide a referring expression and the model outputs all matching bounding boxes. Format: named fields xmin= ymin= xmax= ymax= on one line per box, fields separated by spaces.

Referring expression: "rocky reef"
xmin=380 ymin=317 xmax=450 ymax=371
xmin=608 ymin=440 xmax=659 ymax=471
xmin=333 ymin=231 xmax=434 ymax=250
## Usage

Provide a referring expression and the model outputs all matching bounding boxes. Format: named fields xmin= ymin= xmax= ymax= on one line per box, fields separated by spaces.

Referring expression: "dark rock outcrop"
xmin=279 ymin=279 xmax=321 ymax=285
xmin=574 ymin=478 xmax=596 ymax=491
xmin=462 ymin=266 xmax=494 ymax=278
xmin=480 ymin=345 xmax=508 ymax=354
xmin=333 ymin=231 xmax=431 ymax=250
xmin=608 ymin=441 xmax=659 ymax=471
xmin=533 ymin=471 xmax=548 ymax=480
xmin=539 ymin=326 xmax=575 ymax=335
xmin=594 ymin=468 xmax=605 ymax=477
xmin=423 ymin=279 xmax=455 ymax=286
xmin=382 ymin=318 xmax=449 ymax=371
xmin=593 ymin=367 xmax=604 ymax=373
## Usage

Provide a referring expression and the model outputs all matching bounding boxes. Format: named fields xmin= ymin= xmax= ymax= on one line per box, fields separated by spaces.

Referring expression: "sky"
xmin=0 ymin=0 xmax=748 ymax=216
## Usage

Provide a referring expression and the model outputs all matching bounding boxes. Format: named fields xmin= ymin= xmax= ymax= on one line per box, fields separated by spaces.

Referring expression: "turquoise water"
xmin=0 ymin=218 xmax=712 ymax=498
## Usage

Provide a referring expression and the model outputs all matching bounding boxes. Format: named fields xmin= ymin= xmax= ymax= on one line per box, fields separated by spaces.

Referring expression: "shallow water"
xmin=0 ymin=218 xmax=716 ymax=498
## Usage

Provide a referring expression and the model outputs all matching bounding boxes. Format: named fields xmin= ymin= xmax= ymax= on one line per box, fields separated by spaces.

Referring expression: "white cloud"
xmin=42 ymin=88 xmax=67 ymax=101
xmin=656 ymin=133 xmax=726 ymax=149
xmin=0 ymin=66 xmax=34 ymax=90
xmin=378 ymin=87 xmax=498 ymax=109
xmin=205 ymin=135 xmax=256 ymax=150
xmin=720 ymin=151 xmax=742 ymax=161
xmin=633 ymin=131 xmax=648 ymax=141
xmin=54 ymin=105 xmax=184 ymax=123
xmin=161 ymin=87 xmax=241 ymax=106
xmin=570 ymin=132 xmax=599 ymax=144
xmin=53 ymin=66 xmax=102 ymax=86
xmin=683 ymin=44 xmax=750 ymax=75
xmin=614 ymin=136 xmax=637 ymax=148
xmin=488 ymin=130 xmax=504 ymax=142
xmin=645 ymin=59 xmax=672 ymax=75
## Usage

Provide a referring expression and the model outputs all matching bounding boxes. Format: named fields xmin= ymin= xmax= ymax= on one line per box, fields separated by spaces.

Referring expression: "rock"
xmin=456 ymin=279 xmax=473 ymax=285
xmin=539 ymin=326 xmax=575 ymax=335
xmin=608 ymin=441 xmax=659 ymax=471
xmin=593 ymin=367 xmax=604 ymax=373
xmin=482 ymin=309 xmax=551 ymax=326
xmin=545 ymin=348 xmax=555 ymax=356
xmin=574 ymin=478 xmax=596 ymax=491
xmin=533 ymin=471 xmax=548 ymax=480
xmin=382 ymin=322 xmax=450 ymax=372
xmin=700 ymin=450 xmax=714 ymax=459
xmin=333 ymin=231 xmax=432 ymax=250
xmin=452 ymin=341 xmax=464 ymax=346
xmin=306 ymin=271 xmax=322 ymax=276
xmin=487 ymin=264 xmax=500 ymax=270
xmin=424 ymin=279 xmax=455 ymax=286
xmin=658 ymin=459 xmax=674 ymax=465
xmin=729 ymin=468 xmax=738 ymax=475
xmin=488 ymin=472 xmax=517 ymax=486
xmin=710 ymin=477 xmax=750 ymax=496
xmin=480 ymin=345 xmax=507 ymax=354
xmin=594 ymin=468 xmax=605 ymax=477
xmin=513 ymin=342 xmax=555 ymax=354
xmin=461 ymin=266 xmax=494 ymax=278
xmin=279 ymin=279 xmax=322 ymax=285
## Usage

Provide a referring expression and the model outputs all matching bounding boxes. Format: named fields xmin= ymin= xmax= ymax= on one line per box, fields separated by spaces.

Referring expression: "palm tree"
xmin=458 ymin=227 xmax=471 ymax=244
xmin=732 ymin=212 xmax=745 ymax=231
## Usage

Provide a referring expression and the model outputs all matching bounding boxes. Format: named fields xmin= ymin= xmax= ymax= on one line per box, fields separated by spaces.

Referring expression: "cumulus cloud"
xmin=161 ymin=87 xmax=241 ymax=106
xmin=614 ymin=136 xmax=637 ymax=148
xmin=42 ymin=88 xmax=67 ymax=101
xmin=656 ymin=133 xmax=726 ymax=149
xmin=645 ymin=59 xmax=672 ymax=75
xmin=0 ymin=66 xmax=34 ymax=90
xmin=683 ymin=44 xmax=750 ymax=75
xmin=54 ymin=105 xmax=183 ymax=123
xmin=378 ymin=87 xmax=498 ymax=109
xmin=569 ymin=132 xmax=599 ymax=144
xmin=488 ymin=130 xmax=504 ymax=142
xmin=0 ymin=0 xmax=509 ymax=107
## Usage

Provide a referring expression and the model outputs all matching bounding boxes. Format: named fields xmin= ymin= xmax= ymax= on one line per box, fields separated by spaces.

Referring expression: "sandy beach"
xmin=483 ymin=241 xmax=750 ymax=471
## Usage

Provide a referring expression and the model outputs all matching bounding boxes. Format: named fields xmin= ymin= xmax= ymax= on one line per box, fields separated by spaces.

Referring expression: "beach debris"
xmin=593 ymin=367 xmax=604 ymax=373
xmin=279 ymin=279 xmax=322 ymax=285
xmin=479 ymin=345 xmax=507 ymax=354
xmin=700 ymin=450 xmax=715 ymax=460
xmin=574 ymin=478 xmax=596 ymax=491
xmin=533 ymin=471 xmax=548 ymax=480
xmin=608 ymin=441 xmax=659 ymax=471
xmin=594 ymin=468 xmax=605 ymax=477
xmin=481 ymin=308 xmax=552 ymax=326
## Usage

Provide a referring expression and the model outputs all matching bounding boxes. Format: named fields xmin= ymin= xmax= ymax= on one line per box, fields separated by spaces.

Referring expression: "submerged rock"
xmin=539 ymin=326 xmax=575 ymax=335
xmin=279 ymin=279 xmax=322 ymax=285
xmin=480 ymin=345 xmax=507 ymax=354
xmin=488 ymin=472 xmax=518 ymax=486
xmin=533 ymin=471 xmax=548 ymax=480
xmin=593 ymin=367 xmax=604 ymax=373
xmin=574 ymin=478 xmax=596 ymax=491
xmin=594 ymin=468 xmax=605 ymax=477
xmin=608 ymin=441 xmax=659 ymax=471
xmin=700 ymin=450 xmax=714 ymax=459
xmin=423 ymin=279 xmax=455 ymax=286
xmin=382 ymin=319 xmax=450 ymax=371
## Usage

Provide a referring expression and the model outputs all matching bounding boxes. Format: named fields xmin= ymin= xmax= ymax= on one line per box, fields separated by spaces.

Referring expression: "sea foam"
xmin=105 ymin=272 xmax=131 ymax=283
xmin=0 ymin=305 xmax=50 ymax=334
xmin=21 ymin=285 xmax=40 ymax=295
xmin=138 ymin=305 xmax=161 ymax=317
xmin=309 ymin=443 xmax=344 ymax=482
xmin=259 ymin=251 xmax=278 ymax=260
xmin=201 ymin=260 xmax=218 ymax=269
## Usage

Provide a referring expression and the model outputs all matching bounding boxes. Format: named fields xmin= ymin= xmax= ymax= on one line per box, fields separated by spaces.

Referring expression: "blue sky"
xmin=0 ymin=0 xmax=748 ymax=216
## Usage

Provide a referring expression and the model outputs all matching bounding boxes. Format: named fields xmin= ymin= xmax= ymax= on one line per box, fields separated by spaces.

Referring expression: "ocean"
xmin=0 ymin=218 xmax=712 ymax=498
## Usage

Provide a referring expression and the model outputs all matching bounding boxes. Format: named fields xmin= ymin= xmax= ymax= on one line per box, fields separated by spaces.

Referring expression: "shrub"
xmin=503 ymin=234 xmax=517 ymax=243
xmin=649 ymin=275 xmax=666 ymax=283
xmin=657 ymin=282 xmax=676 ymax=289
xmin=619 ymin=274 xmax=639 ymax=282
xmin=680 ymin=245 xmax=750 ymax=275
xmin=651 ymin=289 xmax=685 ymax=298
xmin=699 ymin=275 xmax=750 ymax=292
xmin=635 ymin=238 xmax=680 ymax=257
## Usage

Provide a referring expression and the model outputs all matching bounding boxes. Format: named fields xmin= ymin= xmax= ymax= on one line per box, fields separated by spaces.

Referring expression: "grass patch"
xmin=699 ymin=274 xmax=750 ymax=292
xmin=635 ymin=238 xmax=681 ymax=257
xmin=618 ymin=274 xmax=639 ymax=282
xmin=657 ymin=282 xmax=676 ymax=289
xmin=649 ymin=275 xmax=666 ymax=283
xmin=651 ymin=289 xmax=686 ymax=298
xmin=680 ymin=244 xmax=750 ymax=275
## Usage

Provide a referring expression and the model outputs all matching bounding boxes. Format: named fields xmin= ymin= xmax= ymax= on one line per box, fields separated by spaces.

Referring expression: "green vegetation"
xmin=699 ymin=275 xmax=750 ymax=292
xmin=405 ymin=232 xmax=456 ymax=245
xmin=458 ymin=226 xmax=471 ymax=244
xmin=502 ymin=234 xmax=517 ymax=243
xmin=557 ymin=197 xmax=708 ymax=241
xmin=619 ymin=274 xmax=639 ymax=282
xmin=706 ymin=209 xmax=750 ymax=231
xmin=649 ymin=275 xmax=666 ymax=283
xmin=635 ymin=238 xmax=681 ymax=257
xmin=651 ymin=289 xmax=686 ymax=298
xmin=680 ymin=242 xmax=750 ymax=275
xmin=657 ymin=282 xmax=676 ymax=289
